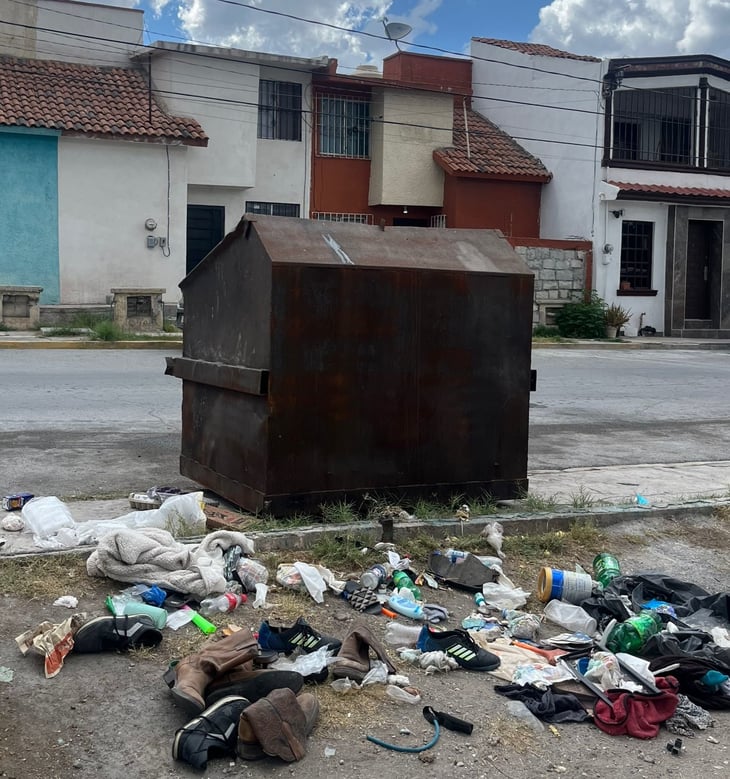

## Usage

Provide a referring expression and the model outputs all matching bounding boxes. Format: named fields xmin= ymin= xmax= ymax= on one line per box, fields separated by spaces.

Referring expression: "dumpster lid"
xmin=185 ymin=214 xmax=533 ymax=282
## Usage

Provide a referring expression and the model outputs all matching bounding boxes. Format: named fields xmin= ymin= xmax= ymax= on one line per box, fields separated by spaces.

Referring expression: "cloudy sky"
xmin=76 ymin=0 xmax=730 ymax=70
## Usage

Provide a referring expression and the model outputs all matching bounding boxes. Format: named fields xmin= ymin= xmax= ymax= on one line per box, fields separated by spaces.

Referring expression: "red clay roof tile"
xmin=433 ymin=105 xmax=551 ymax=180
xmin=473 ymin=39 xmax=601 ymax=62
xmin=610 ymin=180 xmax=730 ymax=199
xmin=0 ymin=56 xmax=207 ymax=145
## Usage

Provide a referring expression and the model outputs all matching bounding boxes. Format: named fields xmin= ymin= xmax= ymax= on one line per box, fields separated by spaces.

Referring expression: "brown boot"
xmin=331 ymin=621 xmax=397 ymax=682
xmin=236 ymin=689 xmax=319 ymax=762
xmin=164 ymin=628 xmax=259 ymax=714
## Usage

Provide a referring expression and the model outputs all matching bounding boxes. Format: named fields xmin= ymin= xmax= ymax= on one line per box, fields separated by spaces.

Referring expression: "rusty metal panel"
xmin=171 ymin=214 xmax=534 ymax=514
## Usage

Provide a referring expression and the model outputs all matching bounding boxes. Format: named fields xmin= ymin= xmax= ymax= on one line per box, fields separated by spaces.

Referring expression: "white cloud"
xmin=161 ymin=0 xmax=442 ymax=69
xmin=532 ymin=0 xmax=730 ymax=59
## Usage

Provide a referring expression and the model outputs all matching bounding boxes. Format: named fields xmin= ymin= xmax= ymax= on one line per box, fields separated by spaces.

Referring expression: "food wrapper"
xmin=15 ymin=615 xmax=85 ymax=678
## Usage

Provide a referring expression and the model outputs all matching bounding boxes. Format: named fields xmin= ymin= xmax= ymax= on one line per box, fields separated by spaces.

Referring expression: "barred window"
xmin=318 ymin=94 xmax=370 ymax=158
xmin=620 ymin=220 xmax=653 ymax=290
xmin=246 ymin=201 xmax=300 ymax=217
xmin=312 ymin=212 xmax=373 ymax=224
xmin=258 ymin=80 xmax=302 ymax=141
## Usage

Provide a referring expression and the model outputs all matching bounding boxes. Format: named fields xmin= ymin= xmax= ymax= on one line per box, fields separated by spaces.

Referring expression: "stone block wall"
xmin=511 ymin=241 xmax=591 ymax=328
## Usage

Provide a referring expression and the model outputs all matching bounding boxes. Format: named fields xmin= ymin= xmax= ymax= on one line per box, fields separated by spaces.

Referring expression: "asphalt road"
xmin=2 ymin=346 xmax=730 ymax=498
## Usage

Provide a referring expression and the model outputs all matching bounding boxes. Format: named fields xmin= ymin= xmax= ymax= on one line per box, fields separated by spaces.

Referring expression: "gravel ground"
xmin=1 ymin=511 xmax=729 ymax=779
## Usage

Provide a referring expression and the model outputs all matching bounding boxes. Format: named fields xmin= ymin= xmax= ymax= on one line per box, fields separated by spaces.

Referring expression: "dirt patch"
xmin=1 ymin=512 xmax=729 ymax=779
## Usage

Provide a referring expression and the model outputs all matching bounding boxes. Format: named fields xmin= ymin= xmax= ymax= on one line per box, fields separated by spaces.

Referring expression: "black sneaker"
xmin=257 ymin=617 xmax=342 ymax=655
xmin=72 ymin=615 xmax=163 ymax=653
xmin=172 ymin=695 xmax=250 ymax=770
xmin=417 ymin=625 xmax=501 ymax=671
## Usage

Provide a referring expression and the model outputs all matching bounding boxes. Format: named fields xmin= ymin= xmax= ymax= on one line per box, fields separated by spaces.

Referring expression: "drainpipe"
xmin=462 ymin=97 xmax=471 ymax=160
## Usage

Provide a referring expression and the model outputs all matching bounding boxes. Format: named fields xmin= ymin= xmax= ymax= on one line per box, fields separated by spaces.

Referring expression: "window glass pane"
xmin=620 ymin=220 xmax=653 ymax=289
xmin=246 ymin=201 xmax=301 ymax=217
xmin=318 ymin=94 xmax=370 ymax=158
xmin=258 ymin=81 xmax=302 ymax=141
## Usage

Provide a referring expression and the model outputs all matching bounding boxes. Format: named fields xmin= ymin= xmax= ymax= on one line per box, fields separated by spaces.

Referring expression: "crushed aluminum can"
xmin=2 ymin=492 xmax=34 ymax=511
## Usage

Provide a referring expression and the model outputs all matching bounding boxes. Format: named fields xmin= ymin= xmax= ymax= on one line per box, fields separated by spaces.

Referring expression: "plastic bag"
xmin=21 ymin=497 xmax=75 ymax=544
xmin=481 ymin=521 xmax=506 ymax=559
xmin=292 ymin=562 xmax=327 ymax=603
xmin=236 ymin=558 xmax=269 ymax=591
xmin=252 ymin=583 xmax=268 ymax=609
xmin=270 ymin=645 xmax=337 ymax=676
xmin=481 ymin=582 xmax=529 ymax=610
xmin=386 ymin=685 xmax=422 ymax=704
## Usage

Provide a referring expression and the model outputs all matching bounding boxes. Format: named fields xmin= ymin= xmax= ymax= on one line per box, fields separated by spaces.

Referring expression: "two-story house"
xmin=471 ymin=39 xmax=730 ymax=337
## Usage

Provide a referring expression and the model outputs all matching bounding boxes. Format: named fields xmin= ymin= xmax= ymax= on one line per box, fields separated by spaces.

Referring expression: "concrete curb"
xmin=0 ymin=339 xmax=182 ymax=349
xmin=4 ymin=499 xmax=726 ymax=560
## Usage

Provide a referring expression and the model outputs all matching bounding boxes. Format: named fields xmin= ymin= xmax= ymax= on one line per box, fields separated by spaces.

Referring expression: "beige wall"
xmin=368 ymin=88 xmax=451 ymax=208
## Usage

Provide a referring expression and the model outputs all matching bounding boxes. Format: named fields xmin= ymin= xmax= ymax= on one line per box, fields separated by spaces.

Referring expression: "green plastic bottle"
xmin=392 ymin=570 xmax=421 ymax=600
xmin=606 ymin=610 xmax=662 ymax=654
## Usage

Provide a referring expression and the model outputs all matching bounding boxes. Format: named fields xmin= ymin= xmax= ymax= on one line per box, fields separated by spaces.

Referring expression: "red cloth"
xmin=593 ymin=676 xmax=679 ymax=739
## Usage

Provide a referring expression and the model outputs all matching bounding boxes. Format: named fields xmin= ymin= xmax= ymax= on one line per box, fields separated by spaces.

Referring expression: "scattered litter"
xmin=0 ymin=666 xmax=14 ymax=683
xmin=252 ymin=582 xmax=268 ymax=609
xmin=481 ymin=582 xmax=529 ymax=610
xmin=15 ymin=616 xmax=84 ymax=678
xmin=480 ymin=521 xmax=505 ymax=559
xmin=52 ymin=596 xmax=79 ymax=609
xmin=386 ymin=685 xmax=422 ymax=704
xmin=1 ymin=515 xmax=24 ymax=532
xmin=165 ymin=609 xmax=194 ymax=631
xmin=2 ymin=492 xmax=34 ymax=511
xmin=505 ymin=700 xmax=545 ymax=732
xmin=324 ymin=747 xmax=336 ymax=758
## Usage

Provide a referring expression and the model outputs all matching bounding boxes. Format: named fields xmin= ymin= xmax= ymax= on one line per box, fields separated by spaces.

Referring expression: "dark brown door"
xmin=685 ymin=220 xmax=722 ymax=321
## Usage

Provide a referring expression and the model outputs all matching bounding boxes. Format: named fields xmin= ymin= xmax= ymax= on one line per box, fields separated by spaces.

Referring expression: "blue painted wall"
xmin=0 ymin=129 xmax=60 ymax=303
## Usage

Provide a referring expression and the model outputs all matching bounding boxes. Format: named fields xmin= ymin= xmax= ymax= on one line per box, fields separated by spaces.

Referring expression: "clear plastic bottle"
xmin=392 ymin=570 xmax=421 ymax=600
xmin=360 ymin=563 xmax=393 ymax=590
xmin=199 ymin=591 xmax=247 ymax=617
xmin=444 ymin=548 xmax=469 ymax=564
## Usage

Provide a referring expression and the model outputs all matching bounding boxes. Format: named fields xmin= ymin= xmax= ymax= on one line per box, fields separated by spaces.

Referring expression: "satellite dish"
xmin=382 ymin=18 xmax=412 ymax=48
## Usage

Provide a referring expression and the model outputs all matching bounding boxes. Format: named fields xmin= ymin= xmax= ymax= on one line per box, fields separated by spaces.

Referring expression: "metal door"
xmin=186 ymin=205 xmax=225 ymax=275
xmin=685 ymin=220 xmax=722 ymax=321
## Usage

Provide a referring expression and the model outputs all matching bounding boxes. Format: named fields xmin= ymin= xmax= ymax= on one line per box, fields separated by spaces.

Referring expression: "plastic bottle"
xmin=606 ymin=610 xmax=663 ymax=654
xmin=384 ymin=621 xmax=423 ymax=647
xmin=236 ymin=558 xmax=269 ymax=592
xmin=199 ymin=591 xmax=247 ymax=617
xmin=593 ymin=553 xmax=621 ymax=589
xmin=392 ymin=570 xmax=421 ymax=600
xmin=360 ymin=563 xmax=392 ymax=590
xmin=474 ymin=592 xmax=487 ymax=609
xmin=387 ymin=593 xmax=425 ymax=620
xmin=542 ymin=600 xmax=597 ymax=635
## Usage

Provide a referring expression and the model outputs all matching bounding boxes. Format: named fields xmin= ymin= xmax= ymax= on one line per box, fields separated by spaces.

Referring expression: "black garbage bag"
xmin=648 ymin=654 xmax=730 ymax=709
xmin=427 ymin=552 xmax=499 ymax=592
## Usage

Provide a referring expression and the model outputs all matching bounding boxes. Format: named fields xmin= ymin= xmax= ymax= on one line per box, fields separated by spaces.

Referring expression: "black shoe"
xmin=257 ymin=617 xmax=342 ymax=655
xmin=417 ymin=625 xmax=500 ymax=671
xmin=72 ymin=615 xmax=162 ymax=653
xmin=205 ymin=669 xmax=304 ymax=707
xmin=172 ymin=695 xmax=250 ymax=770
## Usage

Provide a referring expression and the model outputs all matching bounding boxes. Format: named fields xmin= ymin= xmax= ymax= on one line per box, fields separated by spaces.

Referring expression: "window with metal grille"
xmin=245 ymin=201 xmax=300 ymax=217
xmin=312 ymin=212 xmax=373 ymax=224
xmin=707 ymin=89 xmax=730 ymax=169
xmin=620 ymin=221 xmax=653 ymax=290
xmin=258 ymin=80 xmax=302 ymax=141
xmin=611 ymin=87 xmax=695 ymax=166
xmin=318 ymin=94 xmax=370 ymax=158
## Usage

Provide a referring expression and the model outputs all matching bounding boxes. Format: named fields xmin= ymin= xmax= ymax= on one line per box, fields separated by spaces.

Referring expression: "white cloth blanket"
xmin=86 ymin=527 xmax=255 ymax=599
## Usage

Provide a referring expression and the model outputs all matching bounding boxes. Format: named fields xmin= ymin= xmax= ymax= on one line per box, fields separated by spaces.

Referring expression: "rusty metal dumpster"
xmin=166 ymin=214 xmax=534 ymax=515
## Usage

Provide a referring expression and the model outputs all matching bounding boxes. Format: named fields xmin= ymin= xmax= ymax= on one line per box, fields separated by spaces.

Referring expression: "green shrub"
xmin=532 ymin=324 xmax=560 ymax=338
xmin=554 ymin=291 xmax=606 ymax=339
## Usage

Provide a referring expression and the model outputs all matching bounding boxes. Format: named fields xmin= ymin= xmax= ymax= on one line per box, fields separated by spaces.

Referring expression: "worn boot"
xmin=331 ymin=621 xmax=397 ymax=682
xmin=163 ymin=628 xmax=259 ymax=714
xmin=236 ymin=688 xmax=319 ymax=762
xmin=205 ymin=668 xmax=305 ymax=707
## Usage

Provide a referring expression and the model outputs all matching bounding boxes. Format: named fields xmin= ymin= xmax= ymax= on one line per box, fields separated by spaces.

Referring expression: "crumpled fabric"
xmin=593 ymin=675 xmax=680 ymax=739
xmin=494 ymin=683 xmax=590 ymax=723
xmin=15 ymin=615 xmax=85 ymax=678
xmin=86 ymin=527 xmax=255 ymax=598
xmin=398 ymin=648 xmax=459 ymax=673
xmin=665 ymin=694 xmax=715 ymax=737
xmin=421 ymin=603 xmax=449 ymax=623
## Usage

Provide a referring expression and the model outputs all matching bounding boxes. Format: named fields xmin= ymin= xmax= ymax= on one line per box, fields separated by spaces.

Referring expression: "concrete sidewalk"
xmin=3 ymin=459 xmax=729 ymax=557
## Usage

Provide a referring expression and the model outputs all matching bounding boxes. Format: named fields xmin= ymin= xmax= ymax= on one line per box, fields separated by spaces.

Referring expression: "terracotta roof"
xmin=433 ymin=106 xmax=551 ymax=180
xmin=0 ymin=56 xmax=207 ymax=145
xmin=473 ymin=39 xmax=601 ymax=63
xmin=611 ymin=181 xmax=730 ymax=200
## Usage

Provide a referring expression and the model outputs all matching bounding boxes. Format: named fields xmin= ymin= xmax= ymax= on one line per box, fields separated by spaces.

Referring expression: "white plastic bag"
xmin=386 ymin=685 xmax=422 ymax=704
xmin=22 ymin=497 xmax=75 ymax=542
xmin=271 ymin=645 xmax=337 ymax=676
xmin=292 ymin=562 xmax=327 ymax=603
xmin=481 ymin=582 xmax=529 ymax=610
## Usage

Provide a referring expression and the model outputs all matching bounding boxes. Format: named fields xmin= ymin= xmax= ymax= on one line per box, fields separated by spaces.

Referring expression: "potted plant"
xmin=604 ymin=302 xmax=632 ymax=338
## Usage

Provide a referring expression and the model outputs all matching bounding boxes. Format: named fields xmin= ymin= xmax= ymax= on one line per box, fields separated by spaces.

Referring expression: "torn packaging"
xmin=15 ymin=616 xmax=83 ymax=678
